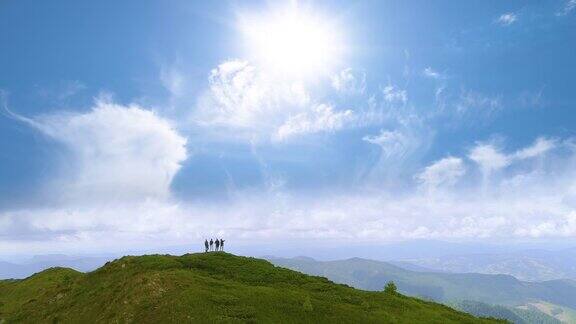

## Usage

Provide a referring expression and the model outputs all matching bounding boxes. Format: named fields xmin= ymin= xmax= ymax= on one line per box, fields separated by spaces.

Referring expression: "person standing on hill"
xmin=220 ymin=239 xmax=225 ymax=251
xmin=215 ymin=239 xmax=220 ymax=251
xmin=209 ymin=238 xmax=214 ymax=251
xmin=204 ymin=239 xmax=209 ymax=253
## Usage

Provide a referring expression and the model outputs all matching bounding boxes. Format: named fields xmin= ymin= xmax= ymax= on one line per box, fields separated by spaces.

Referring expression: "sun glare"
xmin=240 ymin=6 xmax=342 ymax=78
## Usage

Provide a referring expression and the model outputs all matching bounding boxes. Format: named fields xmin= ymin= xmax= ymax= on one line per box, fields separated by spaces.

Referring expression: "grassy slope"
xmin=0 ymin=253 xmax=502 ymax=323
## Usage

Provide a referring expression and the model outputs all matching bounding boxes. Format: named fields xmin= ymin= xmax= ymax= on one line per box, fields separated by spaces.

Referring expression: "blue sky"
xmin=1 ymin=0 xmax=576 ymax=255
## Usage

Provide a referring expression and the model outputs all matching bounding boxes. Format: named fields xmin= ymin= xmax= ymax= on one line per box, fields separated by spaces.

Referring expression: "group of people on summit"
xmin=204 ymin=238 xmax=225 ymax=252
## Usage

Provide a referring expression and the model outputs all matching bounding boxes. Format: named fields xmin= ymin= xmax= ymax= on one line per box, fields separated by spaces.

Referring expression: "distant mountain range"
xmin=396 ymin=248 xmax=576 ymax=282
xmin=398 ymin=248 xmax=576 ymax=281
xmin=268 ymin=256 xmax=576 ymax=323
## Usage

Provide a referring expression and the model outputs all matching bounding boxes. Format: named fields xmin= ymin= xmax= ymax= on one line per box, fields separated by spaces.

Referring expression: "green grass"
xmin=0 ymin=253 xmax=504 ymax=323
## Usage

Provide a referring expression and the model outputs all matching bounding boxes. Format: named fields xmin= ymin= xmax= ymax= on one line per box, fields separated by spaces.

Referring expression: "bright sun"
xmin=240 ymin=6 xmax=342 ymax=78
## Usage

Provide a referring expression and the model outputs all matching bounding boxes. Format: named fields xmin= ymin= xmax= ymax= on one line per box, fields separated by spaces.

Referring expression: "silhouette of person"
xmin=209 ymin=239 xmax=214 ymax=251
xmin=220 ymin=239 xmax=225 ymax=251
xmin=215 ymin=239 xmax=220 ymax=251
xmin=204 ymin=239 xmax=209 ymax=253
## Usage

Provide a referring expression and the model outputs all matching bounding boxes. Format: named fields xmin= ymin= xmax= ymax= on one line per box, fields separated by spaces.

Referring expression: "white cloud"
xmin=331 ymin=68 xmax=366 ymax=94
xmin=0 ymin=98 xmax=191 ymax=253
xmin=469 ymin=137 xmax=556 ymax=178
xmin=196 ymin=60 xmax=366 ymax=141
xmin=497 ymin=13 xmax=517 ymax=26
xmin=196 ymin=60 xmax=310 ymax=134
xmin=416 ymin=157 xmax=466 ymax=191
xmin=3 ymin=135 xmax=576 ymax=253
xmin=21 ymin=99 xmax=187 ymax=203
xmin=362 ymin=128 xmax=431 ymax=182
xmin=513 ymin=137 xmax=556 ymax=160
xmin=274 ymin=104 xmax=355 ymax=141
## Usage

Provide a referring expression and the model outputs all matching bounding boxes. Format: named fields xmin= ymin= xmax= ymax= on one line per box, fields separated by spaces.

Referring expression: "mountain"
xmin=268 ymin=256 xmax=576 ymax=322
xmin=0 ymin=253 xmax=500 ymax=323
xmin=0 ymin=255 xmax=112 ymax=279
xmin=400 ymin=248 xmax=576 ymax=282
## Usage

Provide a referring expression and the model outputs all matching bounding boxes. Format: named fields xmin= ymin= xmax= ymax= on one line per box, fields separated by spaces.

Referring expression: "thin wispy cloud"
xmin=274 ymin=104 xmax=355 ymax=141
xmin=422 ymin=67 xmax=444 ymax=80
xmin=331 ymin=68 xmax=366 ymax=95
xmin=497 ymin=13 xmax=517 ymax=26
xmin=557 ymin=0 xmax=576 ymax=15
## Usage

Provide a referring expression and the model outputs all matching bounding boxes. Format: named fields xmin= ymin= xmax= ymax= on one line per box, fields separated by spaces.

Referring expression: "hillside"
xmin=268 ymin=257 xmax=576 ymax=322
xmin=0 ymin=253 xmax=500 ymax=323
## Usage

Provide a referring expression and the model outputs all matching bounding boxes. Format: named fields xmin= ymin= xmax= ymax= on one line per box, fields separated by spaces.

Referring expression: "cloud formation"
xmin=196 ymin=61 xmax=378 ymax=141
xmin=196 ymin=60 xmax=310 ymax=131
xmin=19 ymin=99 xmax=187 ymax=203
xmin=2 ymin=132 xmax=576 ymax=253
xmin=382 ymin=85 xmax=408 ymax=105
xmin=416 ymin=157 xmax=466 ymax=191
xmin=274 ymin=104 xmax=355 ymax=141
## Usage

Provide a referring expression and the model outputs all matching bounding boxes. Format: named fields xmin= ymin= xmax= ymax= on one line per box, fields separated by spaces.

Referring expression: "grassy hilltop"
xmin=0 ymin=253 xmax=503 ymax=323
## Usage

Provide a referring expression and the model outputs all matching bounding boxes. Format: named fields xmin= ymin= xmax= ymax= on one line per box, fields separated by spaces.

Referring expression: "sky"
xmin=1 ymin=0 xmax=576 ymax=256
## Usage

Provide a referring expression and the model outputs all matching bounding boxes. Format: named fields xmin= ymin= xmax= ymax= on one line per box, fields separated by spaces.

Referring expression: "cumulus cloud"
xmin=497 ymin=13 xmax=517 ymax=26
xmin=331 ymin=68 xmax=366 ymax=94
xmin=0 ymin=97 xmax=193 ymax=253
xmin=19 ymin=99 xmax=187 ymax=203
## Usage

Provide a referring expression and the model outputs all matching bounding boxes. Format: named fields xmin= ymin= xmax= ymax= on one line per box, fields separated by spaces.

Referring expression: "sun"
xmin=239 ymin=5 xmax=343 ymax=78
